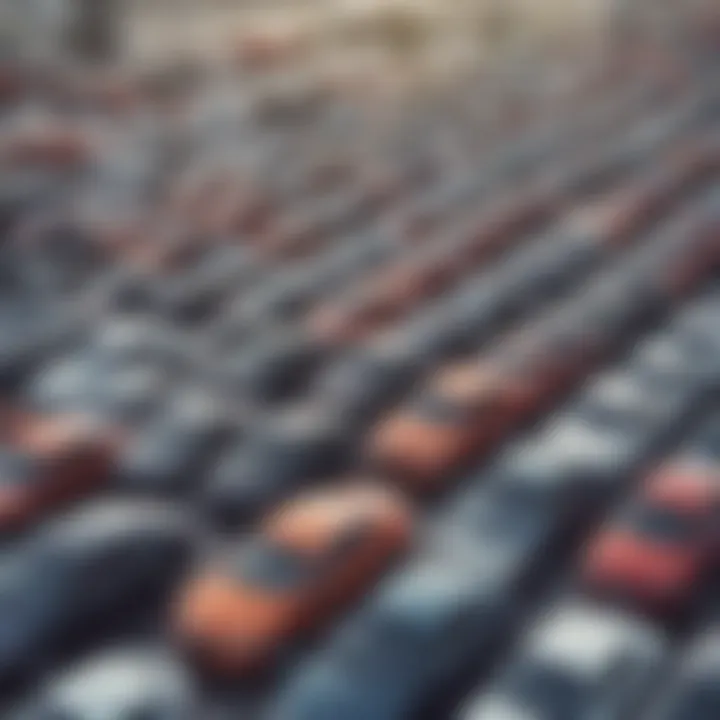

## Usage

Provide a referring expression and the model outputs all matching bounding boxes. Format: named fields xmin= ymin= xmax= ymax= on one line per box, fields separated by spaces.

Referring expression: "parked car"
xmin=459 ymin=601 xmax=665 ymax=720
xmin=0 ymin=500 xmax=195 ymax=684
xmin=19 ymin=646 xmax=200 ymax=720
xmin=204 ymin=401 xmax=352 ymax=526
xmin=0 ymin=409 xmax=122 ymax=532
xmin=582 ymin=457 xmax=720 ymax=617
xmin=175 ymin=483 xmax=412 ymax=675
xmin=117 ymin=388 xmax=236 ymax=495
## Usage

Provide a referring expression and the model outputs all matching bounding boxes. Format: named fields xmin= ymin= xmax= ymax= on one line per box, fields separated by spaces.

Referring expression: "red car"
xmin=0 ymin=410 xmax=122 ymax=532
xmin=582 ymin=460 xmax=720 ymax=617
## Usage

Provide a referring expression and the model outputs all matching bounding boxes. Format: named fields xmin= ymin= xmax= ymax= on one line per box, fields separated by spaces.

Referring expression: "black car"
xmin=117 ymin=388 xmax=237 ymax=495
xmin=204 ymin=402 xmax=351 ymax=526
xmin=0 ymin=500 xmax=195 ymax=684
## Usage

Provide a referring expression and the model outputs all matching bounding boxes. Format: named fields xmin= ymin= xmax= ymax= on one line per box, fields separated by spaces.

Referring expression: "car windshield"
xmin=233 ymin=539 xmax=311 ymax=591
xmin=619 ymin=503 xmax=698 ymax=543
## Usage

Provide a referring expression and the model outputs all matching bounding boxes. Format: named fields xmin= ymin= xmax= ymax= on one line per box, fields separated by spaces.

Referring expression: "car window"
xmin=234 ymin=539 xmax=310 ymax=591
xmin=619 ymin=503 xmax=697 ymax=543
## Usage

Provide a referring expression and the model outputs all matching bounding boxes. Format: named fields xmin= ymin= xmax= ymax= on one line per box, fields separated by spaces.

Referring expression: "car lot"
xmin=0 ymin=28 xmax=719 ymax=720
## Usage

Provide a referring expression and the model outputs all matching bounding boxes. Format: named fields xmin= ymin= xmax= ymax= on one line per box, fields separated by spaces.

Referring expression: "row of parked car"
xmin=268 ymin=286 xmax=720 ymax=720
xmin=0 ymin=41 xmax=719 ymax=720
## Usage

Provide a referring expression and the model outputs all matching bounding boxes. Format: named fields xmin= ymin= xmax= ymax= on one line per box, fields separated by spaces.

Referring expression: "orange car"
xmin=368 ymin=189 xmax=720 ymax=489
xmin=368 ymin=296 xmax=607 ymax=489
xmin=174 ymin=483 xmax=412 ymax=676
xmin=368 ymin=362 xmax=535 ymax=490
xmin=582 ymin=461 xmax=720 ymax=617
xmin=0 ymin=410 xmax=122 ymax=532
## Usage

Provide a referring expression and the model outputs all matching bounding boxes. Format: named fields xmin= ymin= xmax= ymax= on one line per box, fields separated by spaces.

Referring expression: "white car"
xmin=460 ymin=601 xmax=665 ymax=720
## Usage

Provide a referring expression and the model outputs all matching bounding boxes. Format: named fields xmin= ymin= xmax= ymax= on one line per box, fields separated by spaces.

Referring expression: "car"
xmin=628 ymin=330 xmax=718 ymax=394
xmin=19 ymin=646 xmax=200 ymax=720
xmin=218 ymin=229 xmax=392 ymax=332
xmin=562 ymin=158 xmax=691 ymax=252
xmin=0 ymin=410 xmax=123 ymax=532
xmin=270 ymin=489 xmax=546 ymax=720
xmin=459 ymin=601 xmax=665 ymax=720
xmin=572 ymin=366 xmax=696 ymax=441
xmin=27 ymin=347 xmax=171 ymax=426
xmin=368 ymin=360 xmax=525 ymax=488
xmin=312 ymin=314 xmax=447 ymax=427
xmin=0 ymin=284 xmax=84 ymax=391
xmin=581 ymin=456 xmax=720 ymax=617
xmin=368 ymin=211 xmax=692 ymax=484
xmin=649 ymin=626 xmax=720 ymax=720
xmin=497 ymin=407 xmax=654 ymax=505
xmin=13 ymin=214 xmax=109 ymax=297
xmin=221 ymin=326 xmax=323 ymax=403
xmin=0 ymin=500 xmax=195 ymax=684
xmin=26 ymin=353 xmax=109 ymax=416
xmin=91 ymin=315 xmax=184 ymax=370
xmin=117 ymin=388 xmax=236 ymax=495
xmin=489 ymin=228 xmax=604 ymax=315
xmin=174 ymin=483 xmax=411 ymax=676
xmin=351 ymin=249 xmax=459 ymax=325
xmin=153 ymin=246 xmax=257 ymax=325
xmin=312 ymin=188 xmax=562 ymax=350
xmin=307 ymin=290 xmax=389 ymax=348
xmin=368 ymin=291 xmax=616 ymax=488
xmin=203 ymin=402 xmax=352 ymax=526
xmin=90 ymin=363 xmax=172 ymax=425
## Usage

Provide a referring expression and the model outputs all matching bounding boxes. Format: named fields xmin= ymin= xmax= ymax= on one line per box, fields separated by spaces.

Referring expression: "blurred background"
xmin=1 ymin=0 xmax=718 ymax=81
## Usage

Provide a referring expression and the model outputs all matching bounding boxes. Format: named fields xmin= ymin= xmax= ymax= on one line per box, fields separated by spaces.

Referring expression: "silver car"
xmin=460 ymin=601 xmax=665 ymax=720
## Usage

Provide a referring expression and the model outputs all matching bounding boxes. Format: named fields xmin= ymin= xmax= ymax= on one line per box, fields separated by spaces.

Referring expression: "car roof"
xmin=498 ymin=413 xmax=634 ymax=490
xmin=265 ymin=485 xmax=403 ymax=554
xmin=525 ymin=602 xmax=662 ymax=680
